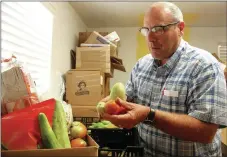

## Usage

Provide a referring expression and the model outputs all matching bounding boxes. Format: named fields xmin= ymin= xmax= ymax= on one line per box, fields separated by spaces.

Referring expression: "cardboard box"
xmin=104 ymin=31 xmax=121 ymax=47
xmin=76 ymin=46 xmax=125 ymax=77
xmin=71 ymin=105 xmax=98 ymax=117
xmin=222 ymin=128 xmax=227 ymax=145
xmin=66 ymin=69 xmax=104 ymax=106
xmin=1 ymin=135 xmax=99 ymax=157
xmin=104 ymin=76 xmax=110 ymax=97
xmin=77 ymin=61 xmax=111 ymax=74
xmin=84 ymin=31 xmax=118 ymax=57
xmin=78 ymin=32 xmax=109 ymax=47
xmin=76 ymin=46 xmax=111 ymax=74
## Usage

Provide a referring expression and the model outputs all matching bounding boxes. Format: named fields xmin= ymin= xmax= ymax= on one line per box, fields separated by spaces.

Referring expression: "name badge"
xmin=163 ymin=90 xmax=178 ymax=97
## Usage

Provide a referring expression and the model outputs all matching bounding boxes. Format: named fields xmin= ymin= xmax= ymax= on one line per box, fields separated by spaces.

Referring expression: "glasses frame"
xmin=139 ymin=21 xmax=180 ymax=36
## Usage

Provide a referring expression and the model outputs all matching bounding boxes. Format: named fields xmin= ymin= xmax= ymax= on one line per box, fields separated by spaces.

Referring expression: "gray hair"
xmin=152 ymin=2 xmax=184 ymax=22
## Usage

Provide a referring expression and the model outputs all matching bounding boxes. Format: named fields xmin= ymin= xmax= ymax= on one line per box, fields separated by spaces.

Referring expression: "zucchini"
xmin=38 ymin=113 xmax=62 ymax=149
xmin=52 ymin=100 xmax=71 ymax=148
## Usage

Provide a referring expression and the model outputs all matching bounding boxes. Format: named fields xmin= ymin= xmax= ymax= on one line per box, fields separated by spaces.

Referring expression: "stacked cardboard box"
xmin=66 ymin=31 xmax=126 ymax=117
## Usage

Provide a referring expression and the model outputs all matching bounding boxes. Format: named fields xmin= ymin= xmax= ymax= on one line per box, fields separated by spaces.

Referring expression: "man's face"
xmin=143 ymin=7 xmax=184 ymax=60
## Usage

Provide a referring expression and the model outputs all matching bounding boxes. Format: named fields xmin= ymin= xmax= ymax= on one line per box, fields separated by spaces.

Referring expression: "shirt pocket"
xmin=160 ymin=93 xmax=188 ymax=113
xmin=135 ymin=76 xmax=153 ymax=105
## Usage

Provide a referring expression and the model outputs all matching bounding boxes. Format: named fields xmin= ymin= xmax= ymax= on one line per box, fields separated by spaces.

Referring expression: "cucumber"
xmin=52 ymin=100 xmax=71 ymax=148
xmin=38 ymin=113 xmax=62 ymax=149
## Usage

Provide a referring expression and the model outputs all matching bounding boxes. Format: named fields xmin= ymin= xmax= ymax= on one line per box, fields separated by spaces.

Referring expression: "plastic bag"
xmin=1 ymin=98 xmax=56 ymax=150
xmin=56 ymin=72 xmax=73 ymax=132
xmin=1 ymin=55 xmax=40 ymax=115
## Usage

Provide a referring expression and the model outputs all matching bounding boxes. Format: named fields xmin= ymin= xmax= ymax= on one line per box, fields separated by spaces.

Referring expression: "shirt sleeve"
xmin=125 ymin=62 xmax=139 ymax=102
xmin=187 ymin=62 xmax=227 ymax=128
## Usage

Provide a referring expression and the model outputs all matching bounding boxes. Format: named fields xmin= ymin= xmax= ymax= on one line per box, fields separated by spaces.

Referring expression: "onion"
xmin=70 ymin=121 xmax=87 ymax=139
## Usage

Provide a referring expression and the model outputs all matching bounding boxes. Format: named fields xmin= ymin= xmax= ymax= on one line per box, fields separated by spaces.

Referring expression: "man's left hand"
xmin=101 ymin=98 xmax=150 ymax=129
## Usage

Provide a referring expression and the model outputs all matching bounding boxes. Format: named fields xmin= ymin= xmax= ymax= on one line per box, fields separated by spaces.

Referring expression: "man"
xmin=101 ymin=2 xmax=227 ymax=157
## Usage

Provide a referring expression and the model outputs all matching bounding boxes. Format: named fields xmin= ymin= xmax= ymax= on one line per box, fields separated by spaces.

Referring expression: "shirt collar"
xmin=153 ymin=39 xmax=186 ymax=70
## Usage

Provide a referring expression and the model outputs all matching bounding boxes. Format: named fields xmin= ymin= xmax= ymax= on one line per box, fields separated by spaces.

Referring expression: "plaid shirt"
xmin=126 ymin=39 xmax=227 ymax=157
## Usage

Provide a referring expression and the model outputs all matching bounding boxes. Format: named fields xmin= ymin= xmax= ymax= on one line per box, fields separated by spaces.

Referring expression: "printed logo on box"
xmin=75 ymin=81 xmax=90 ymax=96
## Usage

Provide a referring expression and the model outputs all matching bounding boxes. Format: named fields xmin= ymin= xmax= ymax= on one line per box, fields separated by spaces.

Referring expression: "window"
xmin=218 ymin=42 xmax=227 ymax=63
xmin=1 ymin=2 xmax=53 ymax=95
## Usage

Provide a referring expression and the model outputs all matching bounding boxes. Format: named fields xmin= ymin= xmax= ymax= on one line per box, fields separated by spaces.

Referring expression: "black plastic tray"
xmin=74 ymin=117 xmax=144 ymax=157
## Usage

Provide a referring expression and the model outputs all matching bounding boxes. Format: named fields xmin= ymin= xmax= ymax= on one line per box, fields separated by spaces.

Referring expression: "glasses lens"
xmin=140 ymin=28 xmax=149 ymax=36
xmin=152 ymin=27 xmax=164 ymax=35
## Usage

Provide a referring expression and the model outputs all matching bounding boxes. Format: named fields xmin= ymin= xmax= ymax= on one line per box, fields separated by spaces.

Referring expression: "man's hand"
xmin=101 ymin=98 xmax=150 ymax=129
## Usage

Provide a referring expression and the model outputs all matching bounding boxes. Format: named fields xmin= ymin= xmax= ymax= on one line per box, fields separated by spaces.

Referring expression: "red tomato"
xmin=71 ymin=138 xmax=87 ymax=147
xmin=105 ymin=100 xmax=120 ymax=115
xmin=105 ymin=100 xmax=126 ymax=115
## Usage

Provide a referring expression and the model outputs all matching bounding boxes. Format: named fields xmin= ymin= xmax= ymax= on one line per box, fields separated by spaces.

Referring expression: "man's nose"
xmin=147 ymin=31 xmax=158 ymax=42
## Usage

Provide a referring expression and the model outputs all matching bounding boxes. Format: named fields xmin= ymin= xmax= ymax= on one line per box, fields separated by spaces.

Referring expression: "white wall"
xmin=88 ymin=27 xmax=226 ymax=87
xmin=189 ymin=27 xmax=226 ymax=54
xmin=42 ymin=2 xmax=87 ymax=100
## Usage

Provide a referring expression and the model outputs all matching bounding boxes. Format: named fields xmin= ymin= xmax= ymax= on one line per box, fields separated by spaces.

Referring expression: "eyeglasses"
xmin=139 ymin=21 xmax=180 ymax=36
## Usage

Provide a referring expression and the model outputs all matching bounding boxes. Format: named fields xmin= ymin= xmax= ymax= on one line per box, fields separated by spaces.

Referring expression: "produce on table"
xmin=38 ymin=102 xmax=89 ymax=149
xmin=38 ymin=113 xmax=63 ymax=149
xmin=1 ymin=98 xmax=56 ymax=150
xmin=70 ymin=121 xmax=87 ymax=139
xmin=99 ymin=147 xmax=111 ymax=157
xmin=96 ymin=82 xmax=127 ymax=115
xmin=52 ymin=100 xmax=71 ymax=148
xmin=69 ymin=121 xmax=89 ymax=148
xmin=88 ymin=120 xmax=118 ymax=129
xmin=1 ymin=99 xmax=90 ymax=150
xmin=70 ymin=138 xmax=87 ymax=148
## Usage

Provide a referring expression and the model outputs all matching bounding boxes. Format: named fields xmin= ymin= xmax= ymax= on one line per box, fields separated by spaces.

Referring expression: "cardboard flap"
xmin=110 ymin=56 xmax=126 ymax=72
xmin=111 ymin=63 xmax=126 ymax=72
xmin=84 ymin=31 xmax=118 ymax=57
xmin=111 ymin=56 xmax=122 ymax=64
xmin=79 ymin=32 xmax=109 ymax=46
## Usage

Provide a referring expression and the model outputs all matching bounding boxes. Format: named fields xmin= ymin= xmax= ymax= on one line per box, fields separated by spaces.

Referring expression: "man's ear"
xmin=178 ymin=21 xmax=185 ymax=36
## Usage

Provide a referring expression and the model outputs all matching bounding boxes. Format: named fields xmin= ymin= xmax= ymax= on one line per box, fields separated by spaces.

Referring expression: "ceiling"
xmin=70 ymin=2 xmax=227 ymax=28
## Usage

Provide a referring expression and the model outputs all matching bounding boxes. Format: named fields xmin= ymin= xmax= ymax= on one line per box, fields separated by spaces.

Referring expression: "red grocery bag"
xmin=1 ymin=98 xmax=56 ymax=150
